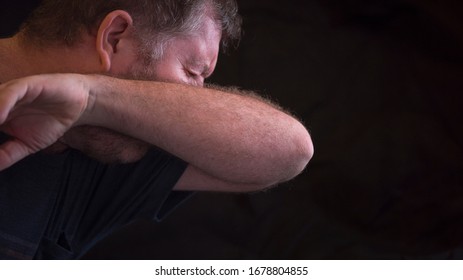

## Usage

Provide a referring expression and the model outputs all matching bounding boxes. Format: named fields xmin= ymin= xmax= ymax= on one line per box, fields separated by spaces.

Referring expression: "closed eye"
xmin=184 ymin=69 xmax=204 ymax=86
xmin=184 ymin=68 xmax=200 ymax=79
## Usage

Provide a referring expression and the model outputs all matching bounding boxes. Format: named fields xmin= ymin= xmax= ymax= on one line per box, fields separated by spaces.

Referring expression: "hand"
xmin=0 ymin=74 xmax=89 ymax=170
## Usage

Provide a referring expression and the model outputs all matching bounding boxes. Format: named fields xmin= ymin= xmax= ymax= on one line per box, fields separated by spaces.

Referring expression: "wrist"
xmin=74 ymin=74 xmax=98 ymax=127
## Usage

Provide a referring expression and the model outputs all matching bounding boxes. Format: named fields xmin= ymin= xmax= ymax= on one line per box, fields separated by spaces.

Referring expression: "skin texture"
xmin=61 ymin=13 xmax=220 ymax=163
xmin=0 ymin=10 xmax=313 ymax=192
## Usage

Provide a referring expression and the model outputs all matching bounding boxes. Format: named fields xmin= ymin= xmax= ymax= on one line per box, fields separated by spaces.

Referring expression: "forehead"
xmin=169 ymin=16 xmax=222 ymax=59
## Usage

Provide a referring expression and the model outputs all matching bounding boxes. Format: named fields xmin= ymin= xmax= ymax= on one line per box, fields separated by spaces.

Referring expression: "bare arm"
xmin=0 ymin=74 xmax=313 ymax=190
xmin=82 ymin=75 xmax=313 ymax=188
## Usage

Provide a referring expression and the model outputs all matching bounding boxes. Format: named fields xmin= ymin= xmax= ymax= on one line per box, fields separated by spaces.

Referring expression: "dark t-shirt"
xmin=0 ymin=133 xmax=188 ymax=259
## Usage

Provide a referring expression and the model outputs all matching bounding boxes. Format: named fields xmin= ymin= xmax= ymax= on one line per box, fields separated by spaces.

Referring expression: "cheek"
xmin=110 ymin=51 xmax=139 ymax=76
xmin=151 ymin=61 xmax=188 ymax=84
xmin=124 ymin=53 xmax=188 ymax=83
xmin=118 ymin=60 xmax=176 ymax=82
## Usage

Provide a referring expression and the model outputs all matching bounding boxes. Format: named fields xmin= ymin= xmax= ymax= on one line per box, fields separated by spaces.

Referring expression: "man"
xmin=0 ymin=0 xmax=313 ymax=259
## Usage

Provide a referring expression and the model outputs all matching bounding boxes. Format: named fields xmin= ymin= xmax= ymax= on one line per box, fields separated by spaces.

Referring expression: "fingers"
xmin=0 ymin=139 xmax=34 ymax=171
xmin=0 ymin=81 xmax=38 ymax=170
xmin=0 ymin=82 xmax=25 ymax=125
xmin=0 ymin=85 xmax=27 ymax=171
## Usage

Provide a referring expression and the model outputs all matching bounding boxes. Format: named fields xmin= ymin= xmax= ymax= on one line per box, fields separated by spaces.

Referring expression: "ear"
xmin=96 ymin=10 xmax=134 ymax=72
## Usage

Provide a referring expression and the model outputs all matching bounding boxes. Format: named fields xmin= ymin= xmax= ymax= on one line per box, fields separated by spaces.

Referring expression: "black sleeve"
xmin=41 ymin=147 xmax=189 ymax=257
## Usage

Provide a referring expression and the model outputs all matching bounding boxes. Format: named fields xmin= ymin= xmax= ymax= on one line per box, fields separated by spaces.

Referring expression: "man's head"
xmin=18 ymin=0 xmax=241 ymax=84
xmin=4 ymin=0 xmax=242 ymax=162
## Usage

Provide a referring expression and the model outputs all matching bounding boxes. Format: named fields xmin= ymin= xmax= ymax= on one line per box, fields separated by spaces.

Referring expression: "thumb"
xmin=0 ymin=138 xmax=34 ymax=171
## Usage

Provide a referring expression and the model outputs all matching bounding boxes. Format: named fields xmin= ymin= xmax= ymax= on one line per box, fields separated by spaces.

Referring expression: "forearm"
xmin=80 ymin=75 xmax=313 ymax=186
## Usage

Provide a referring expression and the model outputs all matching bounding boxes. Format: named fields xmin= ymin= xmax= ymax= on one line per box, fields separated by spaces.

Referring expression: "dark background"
xmin=2 ymin=0 xmax=463 ymax=259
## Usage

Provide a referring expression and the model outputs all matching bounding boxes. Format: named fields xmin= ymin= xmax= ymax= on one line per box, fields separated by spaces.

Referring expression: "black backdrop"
xmin=1 ymin=0 xmax=463 ymax=259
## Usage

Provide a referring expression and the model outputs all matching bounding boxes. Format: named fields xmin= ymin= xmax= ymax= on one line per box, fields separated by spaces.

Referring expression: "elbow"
xmin=298 ymin=124 xmax=314 ymax=170
xmin=282 ymin=122 xmax=314 ymax=181
xmin=251 ymin=122 xmax=314 ymax=191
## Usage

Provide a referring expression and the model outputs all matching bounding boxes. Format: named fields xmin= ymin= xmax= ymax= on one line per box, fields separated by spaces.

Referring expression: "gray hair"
xmin=20 ymin=0 xmax=242 ymax=60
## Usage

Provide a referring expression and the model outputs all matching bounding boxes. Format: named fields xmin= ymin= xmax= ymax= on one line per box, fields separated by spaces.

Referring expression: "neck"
xmin=0 ymin=36 xmax=37 ymax=82
xmin=0 ymin=34 xmax=101 ymax=83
